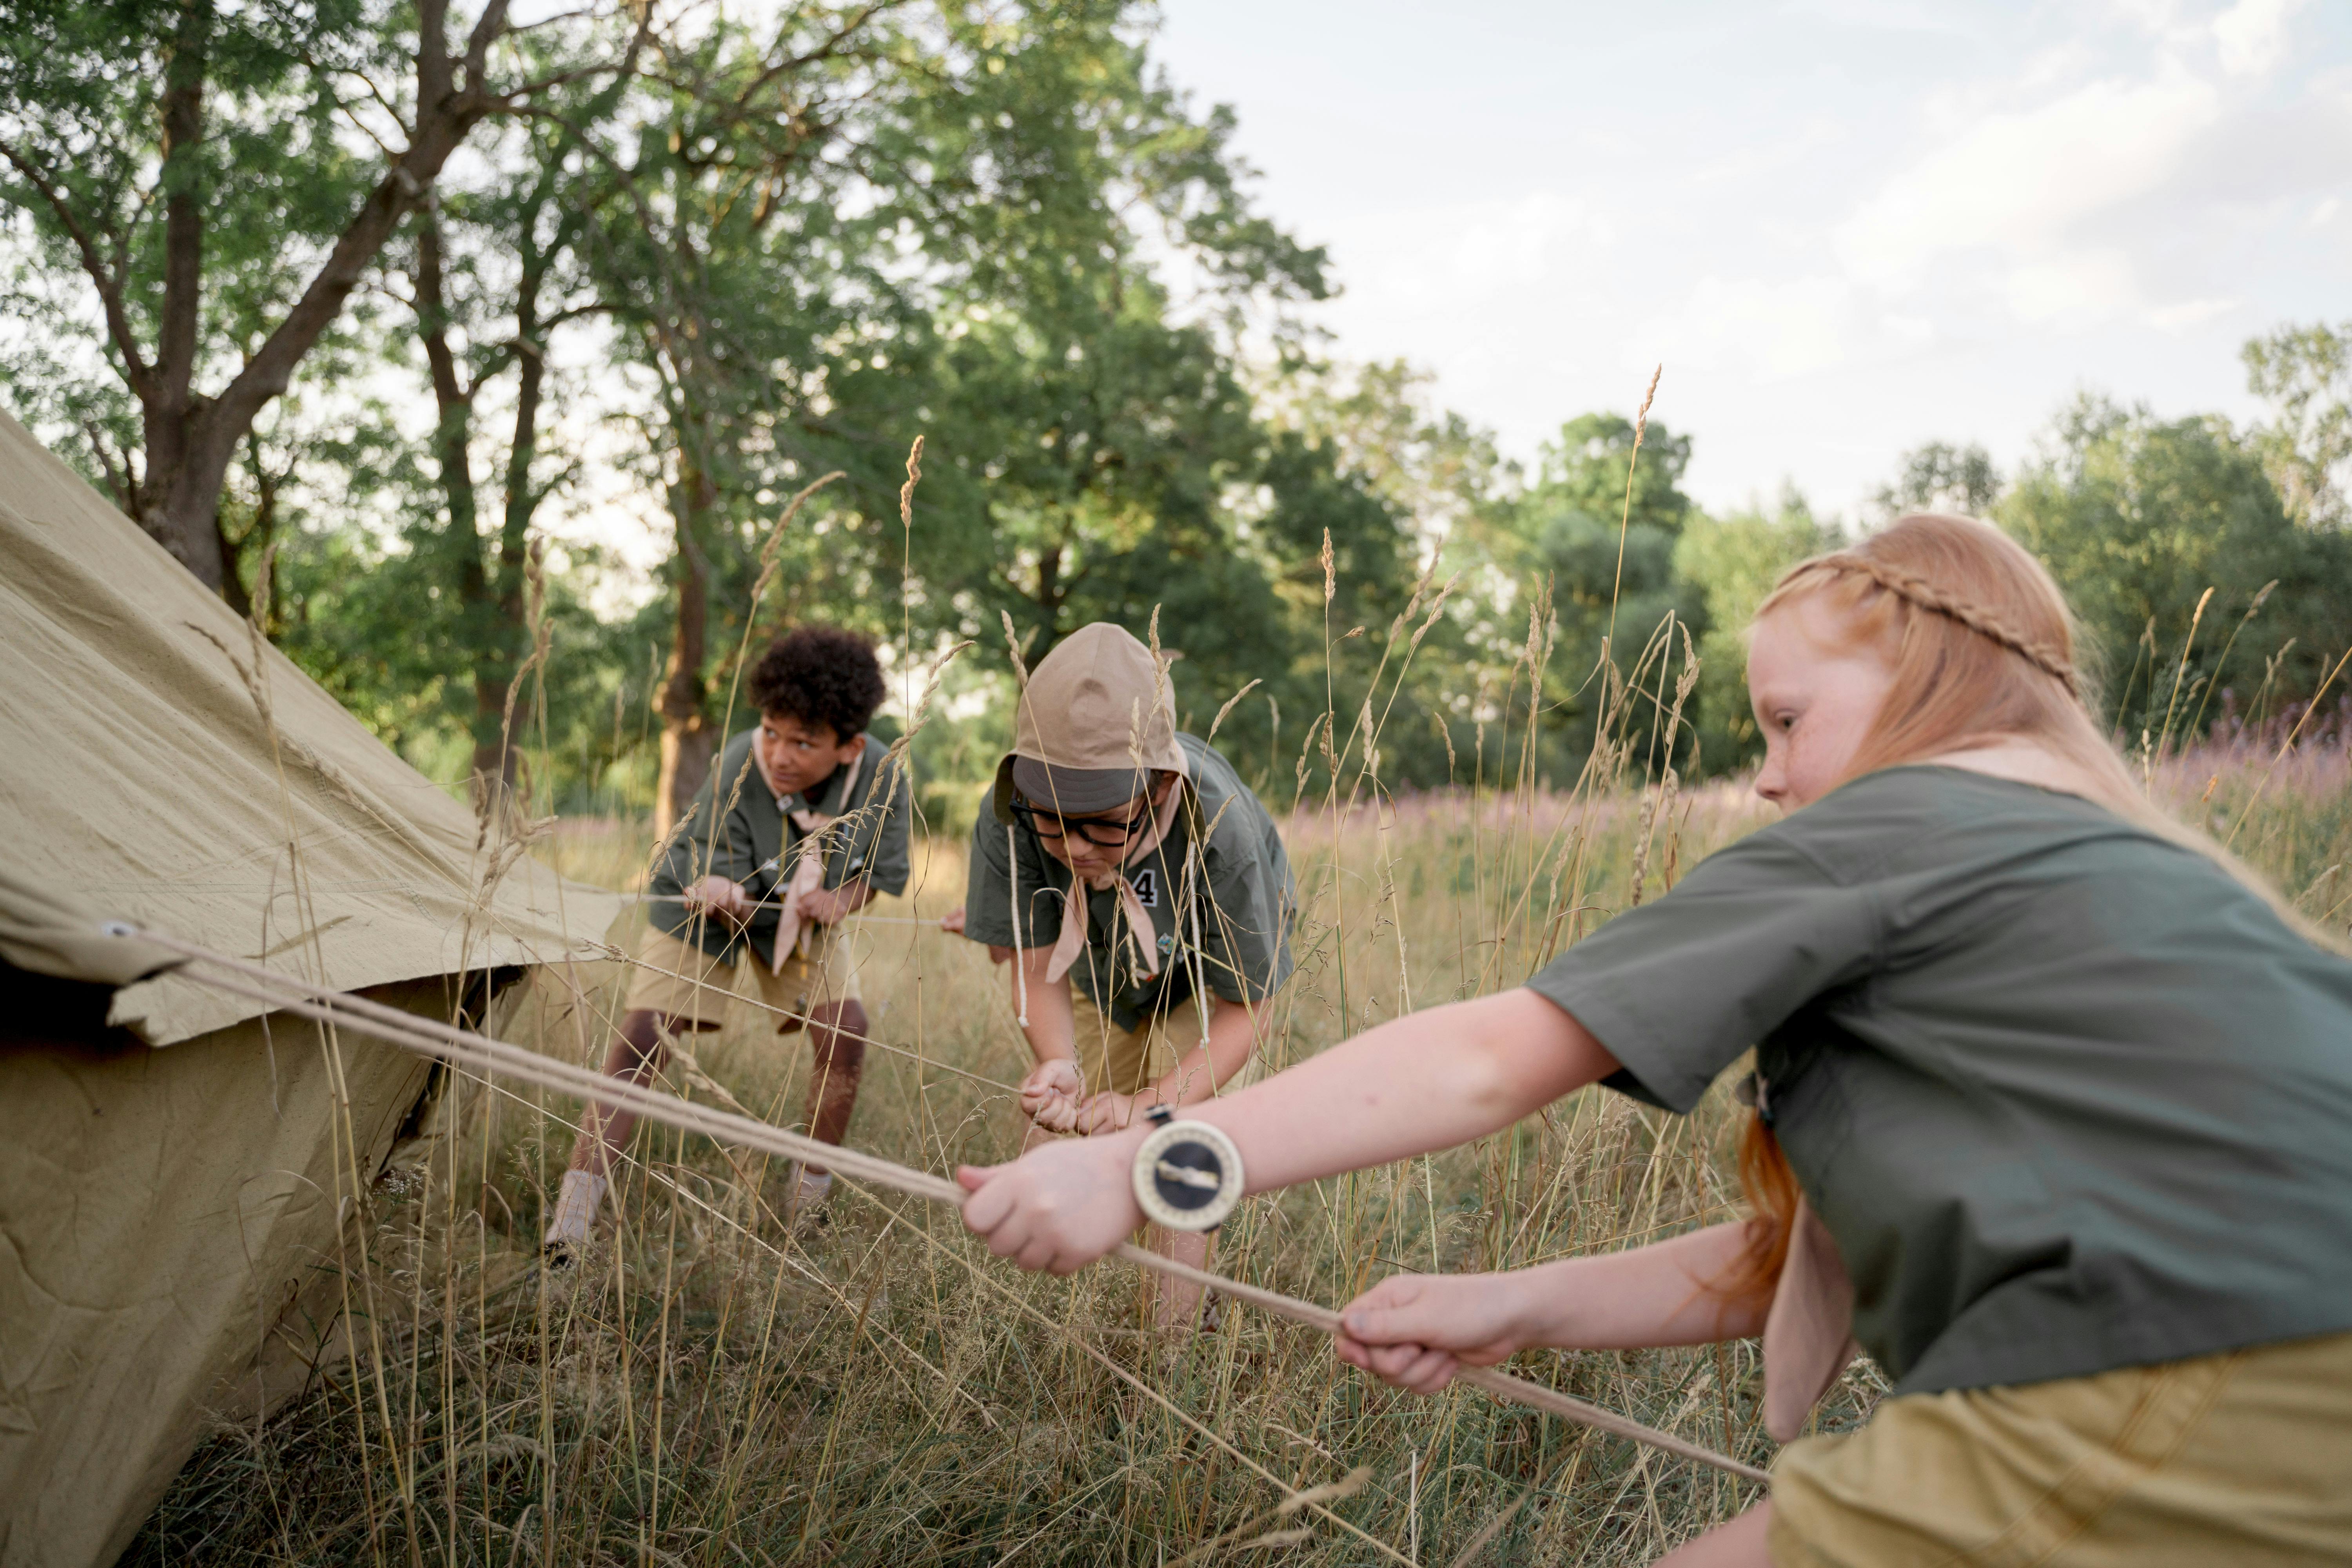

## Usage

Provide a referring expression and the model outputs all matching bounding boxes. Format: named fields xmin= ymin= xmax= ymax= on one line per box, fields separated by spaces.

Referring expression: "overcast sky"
xmin=1147 ymin=0 xmax=2352 ymax=519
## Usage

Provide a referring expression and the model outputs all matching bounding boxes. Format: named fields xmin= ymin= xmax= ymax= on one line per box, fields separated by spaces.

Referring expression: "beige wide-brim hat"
xmin=991 ymin=622 xmax=1190 ymax=824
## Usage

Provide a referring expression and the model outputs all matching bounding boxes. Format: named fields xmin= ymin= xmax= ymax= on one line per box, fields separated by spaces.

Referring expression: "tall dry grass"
xmin=127 ymin=712 xmax=2352 ymax=1564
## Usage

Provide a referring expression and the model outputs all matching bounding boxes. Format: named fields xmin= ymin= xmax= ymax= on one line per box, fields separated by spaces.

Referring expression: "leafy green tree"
xmin=399 ymin=68 xmax=634 ymax=813
xmin=1673 ymin=485 xmax=1841 ymax=772
xmin=0 ymin=0 xmax=626 ymax=594
xmin=1998 ymin=394 xmax=2352 ymax=742
xmin=2245 ymin=320 xmax=2350 ymax=530
xmin=1873 ymin=440 xmax=2000 ymax=520
xmin=1495 ymin=412 xmax=1706 ymax=784
xmin=577 ymin=1 xmax=1355 ymax=822
xmin=567 ymin=2 xmax=946 ymax=828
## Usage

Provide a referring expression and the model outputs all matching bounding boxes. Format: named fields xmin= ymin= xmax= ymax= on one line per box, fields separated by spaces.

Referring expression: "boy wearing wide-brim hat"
xmin=957 ymin=621 xmax=1296 ymax=1328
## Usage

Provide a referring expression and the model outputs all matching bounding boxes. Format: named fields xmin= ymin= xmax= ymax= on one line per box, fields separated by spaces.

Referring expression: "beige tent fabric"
xmin=0 ymin=976 xmax=463 ymax=1568
xmin=0 ymin=414 xmax=621 ymax=1564
xmin=0 ymin=867 xmax=181 ymax=985
xmin=0 ymin=408 xmax=617 ymax=1044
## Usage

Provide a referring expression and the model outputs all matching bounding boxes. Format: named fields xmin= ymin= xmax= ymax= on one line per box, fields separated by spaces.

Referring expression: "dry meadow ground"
xmin=128 ymin=740 xmax=2350 ymax=1566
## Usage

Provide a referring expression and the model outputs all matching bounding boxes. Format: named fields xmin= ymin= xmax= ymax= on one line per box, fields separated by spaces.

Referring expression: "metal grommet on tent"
xmin=1131 ymin=1109 xmax=1244 ymax=1232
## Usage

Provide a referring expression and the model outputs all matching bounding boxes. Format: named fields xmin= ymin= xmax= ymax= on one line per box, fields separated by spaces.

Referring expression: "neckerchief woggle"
xmin=769 ymin=746 xmax=866 ymax=973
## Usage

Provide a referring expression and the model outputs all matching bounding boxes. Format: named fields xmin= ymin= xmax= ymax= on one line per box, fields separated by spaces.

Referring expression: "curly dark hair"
xmin=747 ymin=626 xmax=887 ymax=744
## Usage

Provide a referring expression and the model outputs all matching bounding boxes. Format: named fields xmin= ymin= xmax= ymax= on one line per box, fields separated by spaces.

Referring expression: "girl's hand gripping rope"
xmin=956 ymin=1128 xmax=1148 ymax=1274
xmin=1336 ymin=1272 xmax=1534 ymax=1395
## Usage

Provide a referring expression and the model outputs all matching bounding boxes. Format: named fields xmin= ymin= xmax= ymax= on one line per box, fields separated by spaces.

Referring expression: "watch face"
xmin=1132 ymin=1120 xmax=1244 ymax=1232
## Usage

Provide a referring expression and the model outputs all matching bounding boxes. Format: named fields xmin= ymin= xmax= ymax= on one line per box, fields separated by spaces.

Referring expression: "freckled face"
xmin=1748 ymin=597 xmax=1896 ymax=811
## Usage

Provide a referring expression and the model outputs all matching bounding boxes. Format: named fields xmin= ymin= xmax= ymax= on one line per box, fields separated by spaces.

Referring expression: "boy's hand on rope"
xmin=682 ymin=876 xmax=753 ymax=924
xmin=1335 ymin=1272 xmax=1532 ymax=1396
xmin=1072 ymin=1090 xmax=1137 ymax=1135
xmin=1019 ymin=1058 xmax=1085 ymax=1133
xmin=956 ymin=1131 xmax=1146 ymax=1274
xmin=794 ymin=886 xmax=850 ymax=924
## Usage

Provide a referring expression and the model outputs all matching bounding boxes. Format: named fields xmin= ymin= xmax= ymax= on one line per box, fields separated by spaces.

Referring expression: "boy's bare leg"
xmin=1150 ymin=1224 xmax=1213 ymax=1332
xmin=545 ymin=1009 xmax=695 ymax=1256
xmin=569 ymin=1009 xmax=682 ymax=1175
xmin=800 ymin=1000 xmax=868 ymax=1156
xmin=788 ymin=1000 xmax=867 ymax=1216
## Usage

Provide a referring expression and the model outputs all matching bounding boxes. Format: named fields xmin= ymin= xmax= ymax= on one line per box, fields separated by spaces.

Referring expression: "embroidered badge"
xmin=1158 ymin=932 xmax=1175 ymax=955
xmin=1132 ymin=867 xmax=1159 ymax=907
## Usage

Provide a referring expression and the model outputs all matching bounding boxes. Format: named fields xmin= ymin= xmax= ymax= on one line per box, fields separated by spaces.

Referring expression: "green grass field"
xmin=127 ymin=741 xmax=2349 ymax=1566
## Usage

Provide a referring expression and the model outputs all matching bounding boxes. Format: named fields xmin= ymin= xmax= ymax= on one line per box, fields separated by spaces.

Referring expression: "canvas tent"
xmin=0 ymin=409 xmax=620 ymax=1566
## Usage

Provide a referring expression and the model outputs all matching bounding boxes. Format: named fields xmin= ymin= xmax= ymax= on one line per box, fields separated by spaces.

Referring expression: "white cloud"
xmin=1644 ymin=274 xmax=1871 ymax=382
xmin=2002 ymin=250 xmax=2141 ymax=324
xmin=1837 ymin=65 xmax=2220 ymax=288
xmin=2146 ymin=295 xmax=2242 ymax=331
xmin=1331 ymin=192 xmax=1610 ymax=310
xmin=2214 ymin=0 xmax=2306 ymax=76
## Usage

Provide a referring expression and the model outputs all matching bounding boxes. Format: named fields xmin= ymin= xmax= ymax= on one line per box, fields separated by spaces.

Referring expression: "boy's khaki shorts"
xmin=1067 ymin=991 xmax=1172 ymax=1098
xmin=1769 ymin=1329 xmax=2352 ymax=1566
xmin=1064 ymin=992 xmax=1257 ymax=1101
xmin=622 ymin=927 xmax=859 ymax=1030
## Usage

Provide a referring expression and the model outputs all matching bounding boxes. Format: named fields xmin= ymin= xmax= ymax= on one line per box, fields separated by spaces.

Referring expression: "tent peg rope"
xmin=112 ymin=923 xmax=1771 ymax=1488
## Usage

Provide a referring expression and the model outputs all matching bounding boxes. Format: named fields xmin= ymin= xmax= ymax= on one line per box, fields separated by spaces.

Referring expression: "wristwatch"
xmin=1132 ymin=1105 xmax=1245 ymax=1231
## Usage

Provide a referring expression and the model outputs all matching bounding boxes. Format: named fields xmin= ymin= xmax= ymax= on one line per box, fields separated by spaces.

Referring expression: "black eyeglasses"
xmin=1011 ymin=797 xmax=1151 ymax=848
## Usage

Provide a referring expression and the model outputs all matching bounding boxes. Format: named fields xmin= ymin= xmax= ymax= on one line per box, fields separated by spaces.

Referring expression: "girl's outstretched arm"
xmin=1333 ymin=1222 xmax=1764 ymax=1393
xmin=956 ymin=989 xmax=1618 ymax=1273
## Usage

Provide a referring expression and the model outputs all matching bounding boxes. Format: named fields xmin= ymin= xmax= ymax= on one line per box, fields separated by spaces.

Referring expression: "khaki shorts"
xmin=1067 ymin=991 xmax=1173 ymax=1099
xmin=1769 ymin=1330 xmax=2352 ymax=1566
xmin=622 ymin=927 xmax=859 ymax=1030
xmin=1064 ymin=993 xmax=1261 ymax=1102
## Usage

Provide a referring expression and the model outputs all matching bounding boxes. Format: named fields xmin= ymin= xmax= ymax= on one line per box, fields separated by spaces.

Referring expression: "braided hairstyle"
xmin=1762 ymin=512 xmax=2092 ymax=772
xmin=1713 ymin=512 xmax=2324 ymax=1317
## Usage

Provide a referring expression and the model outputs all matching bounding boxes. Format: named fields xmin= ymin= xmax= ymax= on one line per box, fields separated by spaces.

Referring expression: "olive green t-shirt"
xmin=1525 ymin=766 xmax=2352 ymax=1397
xmin=962 ymin=734 xmax=1296 ymax=1031
xmin=648 ymin=728 xmax=912 ymax=968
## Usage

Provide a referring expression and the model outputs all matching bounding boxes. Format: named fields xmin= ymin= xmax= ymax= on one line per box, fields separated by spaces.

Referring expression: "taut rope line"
xmin=114 ymin=924 xmax=1771 ymax=1486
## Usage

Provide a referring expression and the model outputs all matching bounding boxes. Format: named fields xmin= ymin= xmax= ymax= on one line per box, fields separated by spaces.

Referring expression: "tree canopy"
xmin=3 ymin=5 xmax=2341 ymax=823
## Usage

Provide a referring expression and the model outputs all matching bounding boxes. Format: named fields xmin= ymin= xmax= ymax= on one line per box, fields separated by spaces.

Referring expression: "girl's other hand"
xmin=956 ymin=1130 xmax=1146 ymax=1273
xmin=1335 ymin=1272 xmax=1531 ymax=1395
xmin=940 ymin=904 xmax=967 ymax=935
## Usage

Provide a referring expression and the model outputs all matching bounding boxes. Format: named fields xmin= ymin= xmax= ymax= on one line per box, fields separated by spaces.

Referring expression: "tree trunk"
xmin=472 ymin=275 xmax=552 ymax=814
xmin=133 ymin=0 xmax=223 ymax=587
xmin=654 ymin=432 xmax=717 ymax=836
xmin=414 ymin=213 xmax=526 ymax=822
xmin=129 ymin=0 xmax=513 ymax=596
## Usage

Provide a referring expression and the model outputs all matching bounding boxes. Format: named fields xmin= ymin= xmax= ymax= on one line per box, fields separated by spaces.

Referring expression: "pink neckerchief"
xmin=1043 ymin=787 xmax=1183 ymax=984
xmin=769 ymin=747 xmax=866 ymax=973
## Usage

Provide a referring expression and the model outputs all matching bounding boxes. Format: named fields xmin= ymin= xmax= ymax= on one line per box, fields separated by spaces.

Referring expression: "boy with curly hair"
xmin=545 ymin=626 xmax=911 ymax=1259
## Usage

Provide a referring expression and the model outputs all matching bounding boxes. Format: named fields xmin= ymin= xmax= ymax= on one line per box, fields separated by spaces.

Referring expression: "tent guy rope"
xmin=614 ymin=893 xmax=940 ymax=925
xmin=111 ymin=922 xmax=1772 ymax=1487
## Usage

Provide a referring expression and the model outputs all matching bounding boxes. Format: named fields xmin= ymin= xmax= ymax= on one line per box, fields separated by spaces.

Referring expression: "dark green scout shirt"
xmin=649 ymin=728 xmax=912 ymax=969
xmin=962 ymin=734 xmax=1297 ymax=1031
xmin=1525 ymin=766 xmax=2352 ymax=1398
